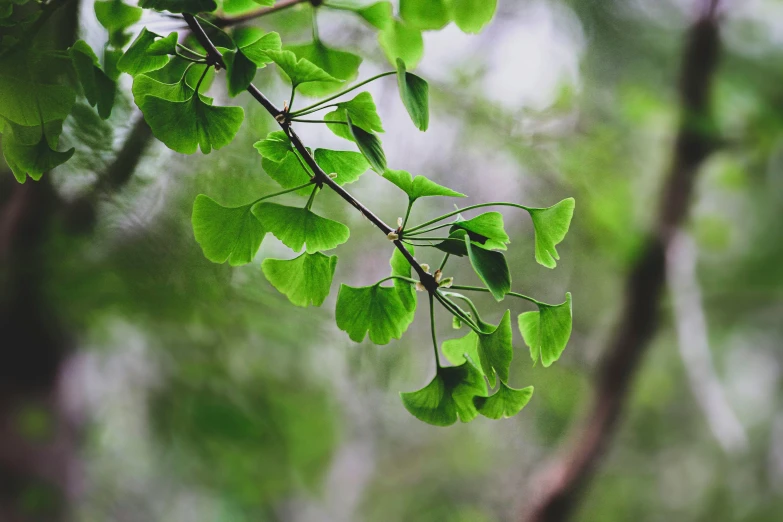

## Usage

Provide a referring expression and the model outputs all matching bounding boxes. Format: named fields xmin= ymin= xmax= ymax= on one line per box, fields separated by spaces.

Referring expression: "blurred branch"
xmin=522 ymin=6 xmax=723 ymax=522
xmin=666 ymin=231 xmax=747 ymax=454
xmin=213 ymin=0 xmax=311 ymax=28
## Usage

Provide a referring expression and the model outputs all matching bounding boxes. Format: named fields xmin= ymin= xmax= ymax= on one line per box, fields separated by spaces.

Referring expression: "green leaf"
xmin=474 ymin=383 xmax=533 ymax=420
xmin=132 ymin=73 xmax=196 ymax=107
xmin=138 ymin=0 xmax=218 ymax=13
xmin=224 ymin=48 xmax=257 ymax=96
xmin=94 ymin=0 xmax=142 ymax=33
xmin=335 ymin=282 xmax=415 ymax=345
xmin=400 ymin=0 xmax=450 ymax=30
xmin=252 ymin=203 xmax=349 ymax=254
xmin=140 ymin=93 xmax=244 ymax=154
xmin=251 ymin=0 xmax=275 ymax=5
xmin=527 ymin=198 xmax=575 ymax=269
xmin=382 ymin=169 xmax=464 ymax=201
xmin=314 ymin=149 xmax=369 ymax=186
xmin=465 ymin=237 xmax=511 ymax=301
xmin=475 ymin=310 xmax=513 ymax=387
xmin=449 ymin=0 xmax=497 ymax=34
xmin=378 ymin=20 xmax=423 ymax=68
xmin=354 ymin=1 xmax=393 ymax=30
xmin=191 ymin=195 xmax=267 ymax=265
xmin=389 ymin=243 xmax=416 ymax=313
xmin=239 ymin=31 xmax=282 ymax=66
xmin=518 ymin=293 xmax=573 ymax=367
xmin=117 ymin=28 xmax=170 ymax=76
xmin=0 ymin=74 xmax=75 ymax=126
xmin=347 ymin=115 xmax=386 ymax=173
xmin=442 ymin=330 xmax=480 ymax=368
xmin=395 ymin=58 xmax=429 ymax=131
xmin=262 ymin=252 xmax=337 ymax=307
xmin=147 ymin=32 xmax=178 ymax=56
xmin=69 ymin=40 xmax=116 ymax=119
xmin=286 ymin=41 xmax=361 ymax=96
xmin=452 ymin=212 xmax=509 ymax=250
xmin=265 ymin=49 xmax=340 ymax=89
xmin=254 ymin=130 xmax=291 ymax=162
xmin=325 ymin=92 xmax=384 ymax=142
xmin=2 ymin=121 xmax=74 ymax=183
xmin=400 ymin=362 xmax=488 ymax=426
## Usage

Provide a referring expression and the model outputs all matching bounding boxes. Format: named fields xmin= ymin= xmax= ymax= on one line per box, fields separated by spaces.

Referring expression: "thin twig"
xmin=212 ymin=0 xmax=311 ymax=28
xmin=182 ymin=13 xmax=438 ymax=292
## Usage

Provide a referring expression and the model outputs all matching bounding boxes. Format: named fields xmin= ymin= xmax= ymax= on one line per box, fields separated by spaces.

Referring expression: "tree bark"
xmin=522 ymin=4 xmax=722 ymax=521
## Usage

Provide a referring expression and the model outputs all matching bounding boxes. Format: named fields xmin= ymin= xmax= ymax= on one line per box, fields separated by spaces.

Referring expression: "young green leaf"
xmin=69 ymin=40 xmax=116 ymax=119
xmin=0 ymin=74 xmax=75 ymax=127
xmin=526 ymin=197 xmax=575 ymax=269
xmin=2 ymin=121 xmax=74 ymax=183
xmin=465 ymin=238 xmax=511 ymax=301
xmin=94 ymin=0 xmax=142 ymax=33
xmin=382 ymin=169 xmax=464 ymax=201
xmin=400 ymin=362 xmax=488 ymax=426
xmin=353 ymin=1 xmax=393 ymax=30
xmin=474 ymin=383 xmax=533 ymax=420
xmin=117 ymin=28 xmax=171 ymax=76
xmin=389 ymin=243 xmax=416 ymax=313
xmin=140 ymin=93 xmax=244 ymax=154
xmin=147 ymin=32 xmax=178 ymax=56
xmin=132 ymin=73 xmax=196 ymax=107
xmin=265 ymin=49 xmax=340 ymax=89
xmin=442 ymin=330 xmax=480 ymax=369
xmin=396 ymin=58 xmax=429 ymax=131
xmin=518 ymin=293 xmax=573 ymax=367
xmin=254 ymin=130 xmax=292 ymax=162
xmin=335 ymin=283 xmax=415 ymax=345
xmin=452 ymin=212 xmax=510 ymax=250
xmin=286 ymin=41 xmax=362 ymax=96
xmin=400 ymin=0 xmax=450 ymax=30
xmin=240 ymin=31 xmax=282 ymax=66
xmin=191 ymin=195 xmax=267 ymax=265
xmin=223 ymin=48 xmax=257 ymax=96
xmin=474 ymin=310 xmax=513 ymax=387
xmin=347 ymin=115 xmax=386 ymax=173
xmin=252 ymin=203 xmax=349 ymax=254
xmin=325 ymin=91 xmax=384 ymax=141
xmin=313 ymin=149 xmax=369 ymax=186
xmin=449 ymin=0 xmax=497 ymax=34
xmin=378 ymin=20 xmax=423 ymax=68
xmin=262 ymin=252 xmax=337 ymax=307
xmin=138 ymin=0 xmax=218 ymax=13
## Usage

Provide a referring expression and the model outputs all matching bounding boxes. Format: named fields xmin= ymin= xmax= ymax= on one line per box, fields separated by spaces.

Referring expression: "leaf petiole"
xmin=290 ymin=118 xmax=348 ymax=125
xmin=429 ymin=294 xmax=441 ymax=368
xmin=406 ymin=202 xmax=532 ymax=234
xmin=288 ymin=71 xmax=396 ymax=116
xmin=450 ymin=285 xmax=541 ymax=306
xmin=304 ymin=184 xmax=318 ymax=210
xmin=250 ymin=181 xmax=315 ymax=206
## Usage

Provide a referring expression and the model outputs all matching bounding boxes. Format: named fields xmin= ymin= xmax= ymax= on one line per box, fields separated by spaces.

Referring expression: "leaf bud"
xmin=438 ymin=277 xmax=453 ymax=288
xmin=415 ymin=282 xmax=426 ymax=292
xmin=420 ymin=263 xmax=430 ymax=273
xmin=387 ymin=232 xmax=399 ymax=240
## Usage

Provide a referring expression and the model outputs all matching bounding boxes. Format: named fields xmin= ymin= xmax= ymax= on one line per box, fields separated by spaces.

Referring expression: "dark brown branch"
xmin=522 ymin=8 xmax=722 ymax=522
xmin=182 ymin=13 xmax=438 ymax=291
xmin=212 ymin=0 xmax=311 ymax=28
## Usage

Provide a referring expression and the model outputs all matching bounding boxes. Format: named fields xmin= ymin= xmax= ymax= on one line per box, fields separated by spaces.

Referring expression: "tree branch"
xmin=212 ymin=0 xmax=312 ymax=28
xmin=521 ymin=6 xmax=723 ymax=522
xmin=182 ymin=13 xmax=438 ymax=291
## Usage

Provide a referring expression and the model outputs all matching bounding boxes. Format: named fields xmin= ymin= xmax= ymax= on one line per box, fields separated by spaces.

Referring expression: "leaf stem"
xmin=435 ymin=291 xmax=481 ymax=333
xmin=304 ymin=185 xmax=318 ymax=210
xmin=375 ymin=275 xmax=419 ymax=286
xmin=288 ymin=71 xmax=396 ymax=116
xmin=288 ymin=85 xmax=296 ymax=113
xmin=438 ymin=253 xmax=450 ymax=271
xmin=194 ymin=64 xmax=210 ymax=94
xmin=450 ymin=285 xmax=541 ymax=306
xmin=291 ymin=118 xmax=348 ymax=125
xmin=251 ymin=181 xmax=314 ymax=206
xmin=401 ymin=200 xmax=414 ymax=231
xmin=289 ymin=103 xmax=339 ymax=118
xmin=405 ymin=222 xmax=454 ymax=237
xmin=429 ymin=294 xmax=442 ymax=369
xmin=177 ymin=43 xmax=207 ymax=58
xmin=406 ymin=202 xmax=533 ymax=234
